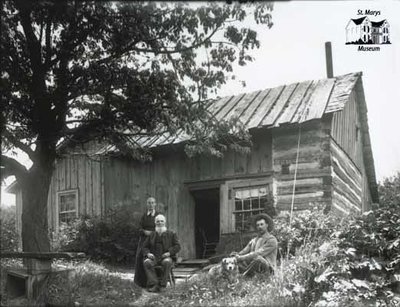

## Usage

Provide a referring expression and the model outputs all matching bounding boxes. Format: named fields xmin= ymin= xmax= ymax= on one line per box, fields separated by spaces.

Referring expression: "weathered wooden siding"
xmin=47 ymin=155 xmax=104 ymax=232
xmin=331 ymin=89 xmax=372 ymax=211
xmin=101 ymin=130 xmax=273 ymax=258
xmin=331 ymin=139 xmax=363 ymax=214
xmin=272 ymin=121 xmax=332 ymax=211
xmin=102 ymin=153 xmax=194 ymax=258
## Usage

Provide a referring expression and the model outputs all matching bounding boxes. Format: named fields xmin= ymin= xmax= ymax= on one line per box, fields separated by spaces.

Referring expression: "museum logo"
xmin=345 ymin=10 xmax=391 ymax=51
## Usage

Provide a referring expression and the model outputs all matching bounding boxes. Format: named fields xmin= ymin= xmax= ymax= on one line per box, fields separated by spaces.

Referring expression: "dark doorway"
xmin=191 ymin=188 xmax=220 ymax=259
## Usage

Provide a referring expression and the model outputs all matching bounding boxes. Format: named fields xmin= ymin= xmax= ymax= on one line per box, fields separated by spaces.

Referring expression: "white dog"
xmin=208 ymin=257 xmax=239 ymax=284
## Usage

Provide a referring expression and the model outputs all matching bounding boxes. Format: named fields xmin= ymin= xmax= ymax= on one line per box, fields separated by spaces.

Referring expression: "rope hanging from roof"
xmin=287 ymin=124 xmax=302 ymax=259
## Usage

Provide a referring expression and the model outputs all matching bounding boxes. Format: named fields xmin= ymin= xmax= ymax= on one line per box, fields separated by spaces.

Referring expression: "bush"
xmin=309 ymin=201 xmax=400 ymax=306
xmin=51 ymin=204 xmax=142 ymax=266
xmin=205 ymin=203 xmax=399 ymax=306
xmin=0 ymin=205 xmax=19 ymax=251
xmin=379 ymin=172 xmax=400 ymax=208
xmin=273 ymin=207 xmax=343 ymax=258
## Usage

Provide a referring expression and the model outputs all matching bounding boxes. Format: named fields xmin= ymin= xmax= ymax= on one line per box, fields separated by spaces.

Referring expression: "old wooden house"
xmin=8 ymin=72 xmax=378 ymax=259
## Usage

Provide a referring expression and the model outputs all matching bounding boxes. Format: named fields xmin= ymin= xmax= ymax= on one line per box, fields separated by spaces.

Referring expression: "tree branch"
xmin=2 ymin=130 xmax=36 ymax=162
xmin=44 ymin=15 xmax=52 ymax=67
xmin=0 ymin=155 xmax=29 ymax=180
xmin=95 ymin=25 xmax=221 ymax=65
xmin=16 ymin=1 xmax=43 ymax=75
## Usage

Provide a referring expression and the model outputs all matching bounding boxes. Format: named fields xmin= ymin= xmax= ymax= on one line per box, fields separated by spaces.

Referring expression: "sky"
xmin=1 ymin=0 xmax=400 ymax=206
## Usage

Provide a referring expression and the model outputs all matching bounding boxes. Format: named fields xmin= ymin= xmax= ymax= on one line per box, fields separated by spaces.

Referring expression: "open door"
xmin=191 ymin=188 xmax=220 ymax=259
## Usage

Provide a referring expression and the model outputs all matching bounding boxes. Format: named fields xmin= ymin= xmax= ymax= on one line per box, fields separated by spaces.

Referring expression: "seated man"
xmin=142 ymin=214 xmax=181 ymax=292
xmin=231 ymin=213 xmax=278 ymax=277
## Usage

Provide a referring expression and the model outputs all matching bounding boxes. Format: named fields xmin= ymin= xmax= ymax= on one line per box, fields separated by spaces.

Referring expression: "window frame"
xmin=223 ymin=178 xmax=273 ymax=234
xmin=56 ymin=189 xmax=79 ymax=229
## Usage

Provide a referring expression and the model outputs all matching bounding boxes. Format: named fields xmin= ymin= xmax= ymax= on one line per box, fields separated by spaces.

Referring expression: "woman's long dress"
xmin=133 ymin=212 xmax=158 ymax=287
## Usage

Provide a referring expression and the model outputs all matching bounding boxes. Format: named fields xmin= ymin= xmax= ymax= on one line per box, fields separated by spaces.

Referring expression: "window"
xmin=233 ymin=186 xmax=270 ymax=232
xmin=57 ymin=190 xmax=78 ymax=225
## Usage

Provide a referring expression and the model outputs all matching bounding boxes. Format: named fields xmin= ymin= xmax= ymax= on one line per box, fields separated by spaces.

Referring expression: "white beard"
xmin=155 ymin=226 xmax=167 ymax=234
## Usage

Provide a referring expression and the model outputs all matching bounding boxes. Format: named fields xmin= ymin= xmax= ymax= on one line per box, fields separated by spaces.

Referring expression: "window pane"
xmin=235 ymin=189 xmax=250 ymax=200
xmin=60 ymin=194 xmax=76 ymax=212
xmin=235 ymin=200 xmax=242 ymax=211
xmin=253 ymin=198 xmax=260 ymax=209
xmin=250 ymin=188 xmax=258 ymax=198
xmin=60 ymin=211 xmax=76 ymax=224
xmin=260 ymin=197 xmax=267 ymax=208
xmin=243 ymin=199 xmax=250 ymax=210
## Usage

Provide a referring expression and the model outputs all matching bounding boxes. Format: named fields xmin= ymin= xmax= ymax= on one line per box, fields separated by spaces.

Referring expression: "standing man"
xmin=134 ymin=197 xmax=160 ymax=288
xmin=231 ymin=213 xmax=278 ymax=277
xmin=142 ymin=214 xmax=181 ymax=292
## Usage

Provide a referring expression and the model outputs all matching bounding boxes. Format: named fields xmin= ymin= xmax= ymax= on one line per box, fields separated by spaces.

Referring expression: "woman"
xmin=134 ymin=197 xmax=159 ymax=287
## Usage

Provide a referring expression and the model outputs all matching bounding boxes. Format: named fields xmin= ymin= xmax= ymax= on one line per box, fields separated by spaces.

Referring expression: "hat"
xmin=253 ymin=213 xmax=274 ymax=232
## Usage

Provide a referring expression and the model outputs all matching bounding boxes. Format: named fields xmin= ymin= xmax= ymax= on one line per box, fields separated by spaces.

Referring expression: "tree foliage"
xmin=2 ymin=1 xmax=273 ymax=164
xmin=1 ymin=1 xmax=273 ymax=252
xmin=378 ymin=172 xmax=400 ymax=209
xmin=0 ymin=206 xmax=19 ymax=251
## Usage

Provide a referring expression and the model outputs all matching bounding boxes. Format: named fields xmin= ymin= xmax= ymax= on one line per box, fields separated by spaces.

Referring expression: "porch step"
xmin=173 ymin=267 xmax=201 ymax=281
xmin=173 ymin=259 xmax=210 ymax=281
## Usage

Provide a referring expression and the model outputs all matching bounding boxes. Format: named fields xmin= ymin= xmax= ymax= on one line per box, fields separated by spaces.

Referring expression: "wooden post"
xmin=325 ymin=42 xmax=334 ymax=78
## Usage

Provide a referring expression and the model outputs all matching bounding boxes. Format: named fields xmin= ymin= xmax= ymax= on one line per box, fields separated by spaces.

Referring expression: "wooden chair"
xmin=154 ymin=263 xmax=175 ymax=287
xmin=199 ymin=228 xmax=218 ymax=259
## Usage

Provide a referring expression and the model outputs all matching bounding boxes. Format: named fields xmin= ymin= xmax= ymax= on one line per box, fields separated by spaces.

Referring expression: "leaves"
xmin=2 ymin=2 xmax=274 ymax=166
xmin=51 ymin=202 xmax=142 ymax=265
xmin=0 ymin=206 xmax=19 ymax=251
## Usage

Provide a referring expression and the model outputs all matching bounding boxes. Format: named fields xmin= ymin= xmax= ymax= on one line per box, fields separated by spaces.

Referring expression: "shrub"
xmin=311 ymin=199 xmax=400 ymax=306
xmin=51 ymin=204 xmax=142 ymax=266
xmin=378 ymin=172 xmax=400 ymax=208
xmin=0 ymin=205 xmax=19 ymax=251
xmin=273 ymin=207 xmax=343 ymax=258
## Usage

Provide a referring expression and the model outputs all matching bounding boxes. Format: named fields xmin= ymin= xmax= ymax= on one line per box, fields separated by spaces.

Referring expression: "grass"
xmin=2 ymin=237 xmax=396 ymax=306
xmin=144 ymin=245 xmax=324 ymax=307
xmin=0 ymin=255 xmax=313 ymax=307
xmin=0 ymin=258 xmax=142 ymax=306
xmin=0 ymin=244 xmax=321 ymax=307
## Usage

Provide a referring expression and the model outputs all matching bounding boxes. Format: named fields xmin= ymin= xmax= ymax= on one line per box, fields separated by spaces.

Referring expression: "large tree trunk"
xmin=21 ymin=164 xmax=53 ymax=252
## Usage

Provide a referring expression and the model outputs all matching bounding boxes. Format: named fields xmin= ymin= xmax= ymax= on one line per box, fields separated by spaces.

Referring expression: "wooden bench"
xmin=0 ymin=252 xmax=85 ymax=301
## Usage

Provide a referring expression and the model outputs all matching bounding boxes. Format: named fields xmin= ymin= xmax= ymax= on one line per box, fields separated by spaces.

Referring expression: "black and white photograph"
xmin=1 ymin=1 xmax=400 ymax=306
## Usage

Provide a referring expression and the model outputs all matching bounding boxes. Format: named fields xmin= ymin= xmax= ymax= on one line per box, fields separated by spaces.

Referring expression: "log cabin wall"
xmin=330 ymin=139 xmax=363 ymax=214
xmin=330 ymin=89 xmax=372 ymax=213
xmin=272 ymin=121 xmax=332 ymax=211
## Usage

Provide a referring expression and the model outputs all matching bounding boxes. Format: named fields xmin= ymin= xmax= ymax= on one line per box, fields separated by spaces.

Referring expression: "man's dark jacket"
xmin=142 ymin=230 xmax=181 ymax=262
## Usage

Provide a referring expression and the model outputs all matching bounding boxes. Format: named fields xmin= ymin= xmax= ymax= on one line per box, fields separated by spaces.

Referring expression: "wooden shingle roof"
xmin=120 ymin=72 xmax=361 ymax=149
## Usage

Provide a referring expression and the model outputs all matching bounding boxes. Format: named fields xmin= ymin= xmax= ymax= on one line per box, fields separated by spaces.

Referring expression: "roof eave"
xmin=354 ymin=77 xmax=379 ymax=203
